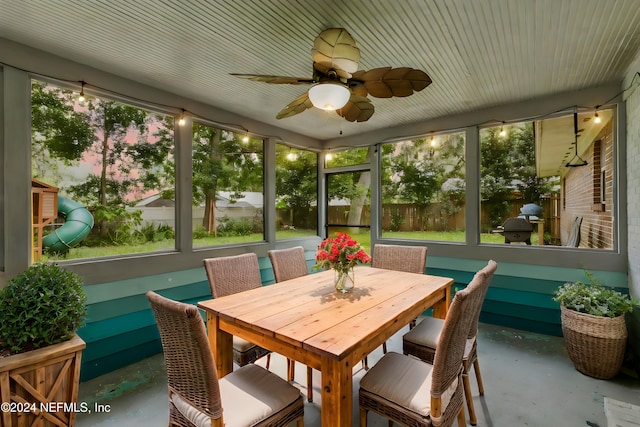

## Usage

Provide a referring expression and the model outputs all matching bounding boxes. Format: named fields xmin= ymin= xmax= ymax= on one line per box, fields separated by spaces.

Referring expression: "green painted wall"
xmin=78 ymin=253 xmax=317 ymax=381
xmin=77 ymin=253 xmax=628 ymax=382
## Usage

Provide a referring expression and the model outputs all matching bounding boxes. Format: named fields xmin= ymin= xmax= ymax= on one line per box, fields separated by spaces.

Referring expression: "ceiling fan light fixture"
xmin=308 ymin=81 xmax=350 ymax=111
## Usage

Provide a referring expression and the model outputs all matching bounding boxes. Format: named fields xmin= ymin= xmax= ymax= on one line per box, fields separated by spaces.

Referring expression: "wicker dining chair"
xmin=203 ymin=253 xmax=271 ymax=369
xmin=268 ymin=246 xmax=315 ymax=402
xmin=359 ymin=267 xmax=481 ymax=427
xmin=402 ymin=260 xmax=498 ymax=426
xmin=372 ymin=243 xmax=428 ymax=275
xmin=146 ymin=291 xmax=304 ymax=427
xmin=363 ymin=243 xmax=428 ymax=369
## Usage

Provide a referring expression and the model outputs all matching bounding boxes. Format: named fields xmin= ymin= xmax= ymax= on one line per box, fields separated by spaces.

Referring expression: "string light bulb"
xmin=178 ymin=109 xmax=185 ymax=126
xmin=594 ymin=111 xmax=601 ymax=124
xmin=78 ymin=81 xmax=85 ymax=103
xmin=286 ymin=150 xmax=298 ymax=161
xmin=499 ymin=122 xmax=506 ymax=137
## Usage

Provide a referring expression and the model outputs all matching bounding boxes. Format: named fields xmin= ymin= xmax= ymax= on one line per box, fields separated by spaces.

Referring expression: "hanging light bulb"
xmin=594 ymin=105 xmax=602 ymax=124
xmin=286 ymin=150 xmax=298 ymax=161
xmin=178 ymin=109 xmax=185 ymax=126
xmin=594 ymin=111 xmax=601 ymax=124
xmin=430 ymin=135 xmax=438 ymax=148
xmin=499 ymin=123 xmax=506 ymax=137
xmin=325 ymin=152 xmax=333 ymax=162
xmin=78 ymin=81 xmax=85 ymax=103
xmin=242 ymin=132 xmax=250 ymax=143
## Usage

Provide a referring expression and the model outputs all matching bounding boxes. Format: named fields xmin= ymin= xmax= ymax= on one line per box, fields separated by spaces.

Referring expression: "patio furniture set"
xmin=147 ymin=245 xmax=497 ymax=427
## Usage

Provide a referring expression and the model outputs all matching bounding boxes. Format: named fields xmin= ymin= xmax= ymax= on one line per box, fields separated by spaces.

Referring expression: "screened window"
xmin=480 ymin=109 xmax=614 ymax=249
xmin=191 ymin=123 xmax=264 ymax=247
xmin=31 ymin=80 xmax=175 ymax=261
xmin=380 ymin=132 xmax=466 ymax=242
xmin=326 ymin=170 xmax=371 ymax=252
xmin=275 ymin=144 xmax=317 ymax=239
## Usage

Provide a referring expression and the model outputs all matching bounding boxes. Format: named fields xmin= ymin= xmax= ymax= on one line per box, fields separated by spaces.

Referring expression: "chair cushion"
xmin=170 ymin=393 xmax=213 ymax=427
xmin=220 ymin=363 xmax=301 ymax=427
xmin=360 ymin=352 xmax=458 ymax=417
xmin=233 ymin=336 xmax=256 ymax=352
xmin=171 ymin=363 xmax=300 ymax=427
xmin=405 ymin=318 xmax=476 ymax=360
xmin=404 ymin=317 xmax=444 ymax=348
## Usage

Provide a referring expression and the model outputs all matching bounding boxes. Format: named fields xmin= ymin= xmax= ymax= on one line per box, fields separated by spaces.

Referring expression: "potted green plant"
xmin=0 ymin=262 xmax=87 ymax=427
xmin=554 ymin=271 xmax=637 ymax=379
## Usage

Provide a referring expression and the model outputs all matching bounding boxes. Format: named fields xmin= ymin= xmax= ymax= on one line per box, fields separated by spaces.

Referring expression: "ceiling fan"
xmin=231 ymin=28 xmax=432 ymax=123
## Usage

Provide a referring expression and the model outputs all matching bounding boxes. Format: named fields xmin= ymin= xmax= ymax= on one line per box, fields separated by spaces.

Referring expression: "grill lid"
xmin=503 ymin=218 xmax=533 ymax=232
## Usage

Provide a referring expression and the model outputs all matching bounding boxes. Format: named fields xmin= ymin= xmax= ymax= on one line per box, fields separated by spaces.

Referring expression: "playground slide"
xmin=42 ymin=196 xmax=94 ymax=253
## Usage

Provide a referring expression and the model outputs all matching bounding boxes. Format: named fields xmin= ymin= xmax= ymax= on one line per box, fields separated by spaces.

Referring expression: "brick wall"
xmin=562 ymin=121 xmax=614 ymax=248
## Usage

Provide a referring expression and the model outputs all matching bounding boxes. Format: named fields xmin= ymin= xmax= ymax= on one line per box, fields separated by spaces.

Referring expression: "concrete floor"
xmin=76 ymin=321 xmax=640 ymax=426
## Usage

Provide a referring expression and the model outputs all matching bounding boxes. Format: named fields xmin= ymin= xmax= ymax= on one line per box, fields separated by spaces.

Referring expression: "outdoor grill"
xmin=502 ymin=217 xmax=533 ymax=245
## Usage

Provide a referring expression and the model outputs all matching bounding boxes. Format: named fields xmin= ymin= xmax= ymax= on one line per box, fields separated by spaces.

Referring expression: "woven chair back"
xmin=203 ymin=253 xmax=262 ymax=298
xmin=430 ymin=266 xmax=490 ymax=408
xmin=268 ymin=246 xmax=309 ymax=282
xmin=467 ymin=260 xmax=497 ymax=339
xmin=146 ymin=291 xmax=222 ymax=420
xmin=372 ymin=244 xmax=427 ymax=274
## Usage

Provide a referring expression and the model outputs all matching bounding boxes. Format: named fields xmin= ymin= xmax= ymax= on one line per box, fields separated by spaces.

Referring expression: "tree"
xmin=275 ymin=147 xmax=317 ymax=229
xmin=433 ymin=133 xmax=466 ymax=230
xmin=66 ymin=97 xmax=175 ymax=236
xmin=31 ymin=82 xmax=95 ymax=183
xmin=32 ymin=82 xmax=174 ymax=238
xmin=481 ymin=123 xmax=556 ymax=227
xmin=481 ymin=127 xmax=515 ymax=226
xmin=326 ymin=147 xmax=372 ymax=226
xmin=510 ymin=124 xmax=555 ymax=202
xmin=380 ymin=133 xmax=466 ymax=232
xmin=192 ymin=123 xmax=263 ymax=235
xmin=387 ymin=139 xmax=445 ymax=231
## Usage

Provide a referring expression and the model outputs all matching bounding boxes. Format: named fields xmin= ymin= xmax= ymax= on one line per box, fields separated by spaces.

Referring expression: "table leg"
xmin=432 ymin=287 xmax=450 ymax=319
xmin=206 ymin=312 xmax=233 ymax=378
xmin=321 ymin=356 xmax=352 ymax=427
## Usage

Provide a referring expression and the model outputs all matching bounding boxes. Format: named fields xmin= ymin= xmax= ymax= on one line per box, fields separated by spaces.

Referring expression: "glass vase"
xmin=334 ymin=267 xmax=355 ymax=293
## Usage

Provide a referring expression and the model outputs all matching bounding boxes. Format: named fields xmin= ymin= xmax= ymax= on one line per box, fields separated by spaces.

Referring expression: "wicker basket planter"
xmin=560 ymin=305 xmax=627 ymax=379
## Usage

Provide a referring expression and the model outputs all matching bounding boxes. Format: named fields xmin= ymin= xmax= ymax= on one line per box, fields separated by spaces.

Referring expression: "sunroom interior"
xmin=2 ymin=0 xmax=640 ymax=425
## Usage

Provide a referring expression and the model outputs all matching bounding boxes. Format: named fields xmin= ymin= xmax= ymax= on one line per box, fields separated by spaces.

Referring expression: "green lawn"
xmin=46 ymin=230 xmax=316 ymax=261
xmin=44 ymin=229 xmax=536 ymax=261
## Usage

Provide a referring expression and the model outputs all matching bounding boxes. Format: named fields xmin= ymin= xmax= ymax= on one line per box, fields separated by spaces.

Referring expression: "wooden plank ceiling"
xmin=0 ymin=0 xmax=639 ymax=142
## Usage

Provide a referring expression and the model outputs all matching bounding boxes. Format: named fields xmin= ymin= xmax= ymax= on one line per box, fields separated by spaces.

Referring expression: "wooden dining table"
xmin=198 ymin=266 xmax=453 ymax=427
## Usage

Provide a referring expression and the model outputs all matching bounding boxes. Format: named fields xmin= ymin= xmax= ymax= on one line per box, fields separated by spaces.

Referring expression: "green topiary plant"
xmin=0 ymin=262 xmax=87 ymax=353
xmin=554 ymin=270 xmax=637 ymax=318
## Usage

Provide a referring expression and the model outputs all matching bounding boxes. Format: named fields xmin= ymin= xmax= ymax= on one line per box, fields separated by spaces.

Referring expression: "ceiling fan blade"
xmin=348 ymin=81 xmax=369 ymax=97
xmin=276 ymin=92 xmax=313 ymax=119
xmin=336 ymin=95 xmax=375 ymax=122
xmin=231 ymin=74 xmax=314 ymax=85
xmin=351 ymin=67 xmax=432 ymax=98
xmin=312 ymin=28 xmax=360 ymax=80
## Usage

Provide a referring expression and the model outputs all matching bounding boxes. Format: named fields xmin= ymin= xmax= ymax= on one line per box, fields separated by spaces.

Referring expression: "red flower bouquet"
xmin=315 ymin=233 xmax=371 ymax=292
xmin=314 ymin=233 xmax=371 ymax=293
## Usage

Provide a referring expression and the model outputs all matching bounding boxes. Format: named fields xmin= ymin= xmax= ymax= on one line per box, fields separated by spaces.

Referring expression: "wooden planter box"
xmin=0 ymin=335 xmax=85 ymax=427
